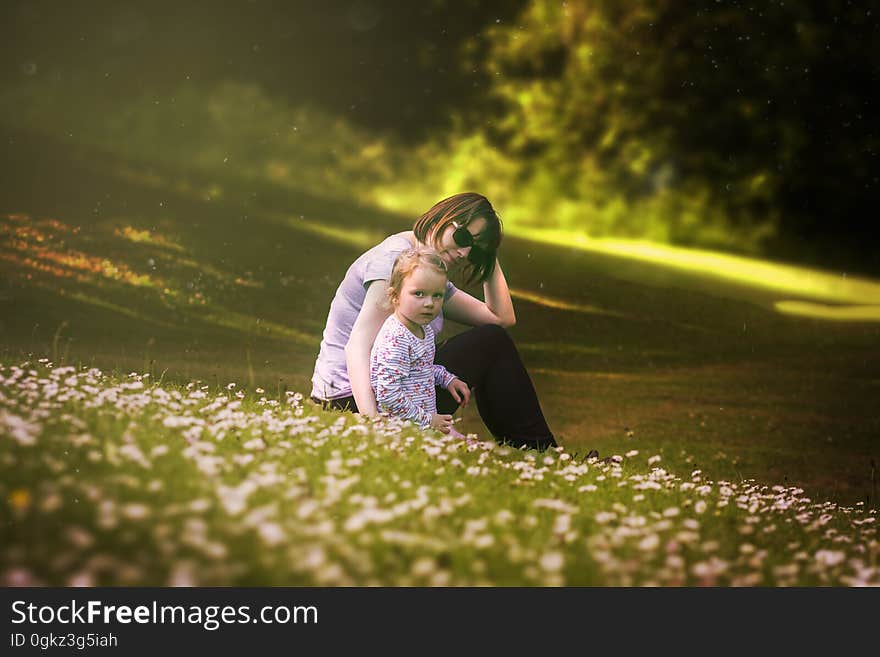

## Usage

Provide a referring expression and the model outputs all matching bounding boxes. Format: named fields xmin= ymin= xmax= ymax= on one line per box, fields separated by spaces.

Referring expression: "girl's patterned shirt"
xmin=370 ymin=315 xmax=456 ymax=428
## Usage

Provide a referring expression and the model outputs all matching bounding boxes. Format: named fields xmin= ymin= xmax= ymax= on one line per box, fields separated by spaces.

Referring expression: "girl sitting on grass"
xmin=370 ymin=248 xmax=471 ymax=438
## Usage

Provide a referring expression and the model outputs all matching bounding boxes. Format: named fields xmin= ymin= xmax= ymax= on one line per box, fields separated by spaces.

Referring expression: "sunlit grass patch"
xmin=1 ymin=212 xmax=314 ymax=346
xmin=66 ymin=291 xmax=177 ymax=329
xmin=2 ymin=359 xmax=876 ymax=586
xmin=199 ymin=308 xmax=315 ymax=346
xmin=2 ymin=214 xmax=158 ymax=290
xmin=273 ymin=214 xmax=383 ymax=251
xmin=509 ymin=228 xmax=880 ymax=320
xmin=510 ymin=287 xmax=626 ymax=317
xmin=115 ymin=226 xmax=186 ymax=253
xmin=774 ymin=301 xmax=880 ymax=322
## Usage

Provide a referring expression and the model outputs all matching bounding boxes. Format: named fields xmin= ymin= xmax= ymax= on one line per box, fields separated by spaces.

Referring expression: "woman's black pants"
xmin=314 ymin=324 xmax=557 ymax=451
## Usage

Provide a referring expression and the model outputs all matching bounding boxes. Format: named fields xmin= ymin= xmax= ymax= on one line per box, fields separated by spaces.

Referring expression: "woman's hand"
xmin=445 ymin=377 xmax=471 ymax=407
xmin=443 ymin=258 xmax=516 ymax=328
xmin=483 ymin=257 xmax=516 ymax=327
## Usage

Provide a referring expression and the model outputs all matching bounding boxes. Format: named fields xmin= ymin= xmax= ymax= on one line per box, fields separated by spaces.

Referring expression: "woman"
xmin=310 ymin=192 xmax=557 ymax=450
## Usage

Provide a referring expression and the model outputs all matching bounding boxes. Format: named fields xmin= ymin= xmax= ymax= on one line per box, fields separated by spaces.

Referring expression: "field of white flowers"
xmin=2 ymin=360 xmax=877 ymax=586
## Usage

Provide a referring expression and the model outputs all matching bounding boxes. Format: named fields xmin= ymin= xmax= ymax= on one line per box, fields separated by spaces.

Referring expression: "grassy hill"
xmin=3 ymin=126 xmax=879 ymax=510
xmin=3 ymin=124 xmax=880 ymax=585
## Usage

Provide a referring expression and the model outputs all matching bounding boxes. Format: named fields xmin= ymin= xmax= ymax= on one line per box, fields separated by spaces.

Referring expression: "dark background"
xmin=1 ymin=0 xmax=520 ymax=139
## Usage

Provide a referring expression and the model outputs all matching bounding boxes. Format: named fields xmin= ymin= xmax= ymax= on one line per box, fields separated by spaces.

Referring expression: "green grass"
xmin=2 ymin=361 xmax=877 ymax=586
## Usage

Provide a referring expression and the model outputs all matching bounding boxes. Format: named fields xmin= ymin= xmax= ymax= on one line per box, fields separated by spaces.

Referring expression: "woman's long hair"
xmin=412 ymin=192 xmax=502 ymax=285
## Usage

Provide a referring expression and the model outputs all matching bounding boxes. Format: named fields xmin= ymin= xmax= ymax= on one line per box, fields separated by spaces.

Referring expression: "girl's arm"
xmin=432 ymin=364 xmax=455 ymax=388
xmin=443 ymin=258 xmax=516 ymax=328
xmin=344 ymin=280 xmax=392 ymax=417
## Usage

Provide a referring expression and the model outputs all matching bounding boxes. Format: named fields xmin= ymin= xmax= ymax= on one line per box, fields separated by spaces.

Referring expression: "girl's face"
xmin=392 ymin=265 xmax=447 ymax=333
xmin=432 ymin=217 xmax=488 ymax=268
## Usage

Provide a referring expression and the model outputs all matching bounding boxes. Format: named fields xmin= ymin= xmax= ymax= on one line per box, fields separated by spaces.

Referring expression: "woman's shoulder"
xmin=358 ymin=232 xmax=416 ymax=283
xmin=355 ymin=232 xmax=412 ymax=261
xmin=379 ymin=231 xmax=416 ymax=254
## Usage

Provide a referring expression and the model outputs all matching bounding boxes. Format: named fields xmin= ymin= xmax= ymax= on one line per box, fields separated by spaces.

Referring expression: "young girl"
xmin=370 ymin=248 xmax=471 ymax=437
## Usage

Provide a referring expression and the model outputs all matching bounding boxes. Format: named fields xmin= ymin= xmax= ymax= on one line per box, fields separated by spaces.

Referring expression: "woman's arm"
xmin=443 ymin=258 xmax=516 ymax=328
xmin=344 ymin=280 xmax=391 ymax=417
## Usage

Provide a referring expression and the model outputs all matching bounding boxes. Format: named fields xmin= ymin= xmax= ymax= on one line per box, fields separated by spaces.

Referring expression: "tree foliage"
xmin=477 ymin=0 xmax=879 ymax=268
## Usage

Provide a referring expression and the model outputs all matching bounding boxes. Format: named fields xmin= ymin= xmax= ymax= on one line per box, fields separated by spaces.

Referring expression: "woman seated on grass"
xmin=310 ymin=192 xmax=557 ymax=451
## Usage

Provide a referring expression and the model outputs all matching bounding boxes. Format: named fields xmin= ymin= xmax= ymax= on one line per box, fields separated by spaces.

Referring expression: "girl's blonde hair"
xmin=384 ymin=247 xmax=448 ymax=310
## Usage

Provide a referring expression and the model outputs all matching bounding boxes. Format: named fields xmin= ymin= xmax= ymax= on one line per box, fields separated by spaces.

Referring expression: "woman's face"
xmin=431 ymin=217 xmax=488 ymax=268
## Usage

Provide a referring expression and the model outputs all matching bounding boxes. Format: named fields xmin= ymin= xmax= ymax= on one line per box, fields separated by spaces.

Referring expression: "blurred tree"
xmin=475 ymin=0 xmax=880 ymax=271
xmin=0 ymin=0 xmax=526 ymax=142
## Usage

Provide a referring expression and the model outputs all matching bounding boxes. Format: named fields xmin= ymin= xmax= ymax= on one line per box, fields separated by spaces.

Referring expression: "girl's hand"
xmin=430 ymin=413 xmax=454 ymax=433
xmin=446 ymin=378 xmax=471 ymax=407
